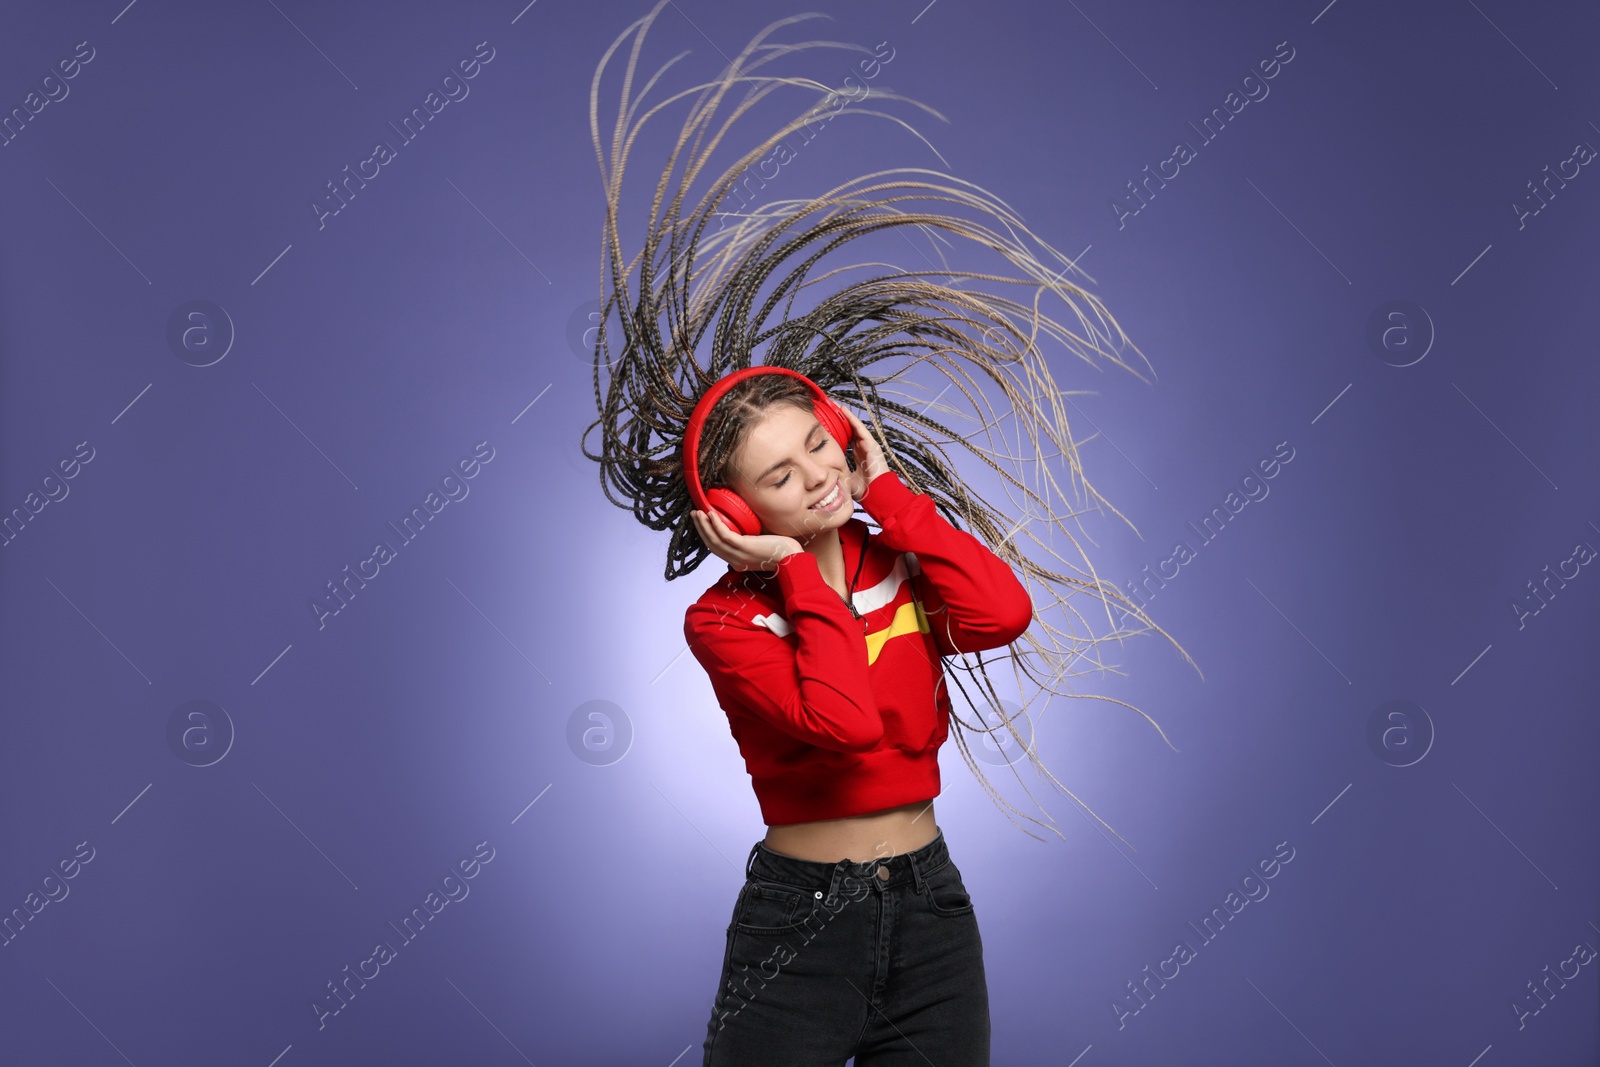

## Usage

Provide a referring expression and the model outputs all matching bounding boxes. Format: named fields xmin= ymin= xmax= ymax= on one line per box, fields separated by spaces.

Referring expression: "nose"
xmin=804 ymin=455 xmax=835 ymax=487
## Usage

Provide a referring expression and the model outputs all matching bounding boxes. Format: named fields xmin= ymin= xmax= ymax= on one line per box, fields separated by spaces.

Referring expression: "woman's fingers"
xmin=693 ymin=508 xmax=748 ymax=569
xmin=844 ymin=406 xmax=873 ymax=452
xmin=691 ymin=510 xmax=718 ymax=549
xmin=703 ymin=510 xmax=735 ymax=546
xmin=842 ymin=407 xmax=889 ymax=483
xmin=700 ymin=511 xmax=728 ymax=546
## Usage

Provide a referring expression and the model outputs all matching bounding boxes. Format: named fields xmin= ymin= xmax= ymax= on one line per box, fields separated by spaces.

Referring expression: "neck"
xmin=801 ymin=524 xmax=846 ymax=585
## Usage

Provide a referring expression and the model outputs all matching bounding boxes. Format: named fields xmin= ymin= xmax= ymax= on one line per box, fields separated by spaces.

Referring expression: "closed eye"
xmin=774 ymin=441 xmax=828 ymax=488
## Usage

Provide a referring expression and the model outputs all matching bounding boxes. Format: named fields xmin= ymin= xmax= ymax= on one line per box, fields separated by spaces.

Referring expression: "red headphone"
xmin=683 ymin=367 xmax=853 ymax=537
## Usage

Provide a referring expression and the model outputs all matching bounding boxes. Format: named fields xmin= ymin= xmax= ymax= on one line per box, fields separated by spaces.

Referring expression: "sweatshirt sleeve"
xmin=858 ymin=470 xmax=1034 ymax=655
xmin=684 ymin=550 xmax=885 ymax=752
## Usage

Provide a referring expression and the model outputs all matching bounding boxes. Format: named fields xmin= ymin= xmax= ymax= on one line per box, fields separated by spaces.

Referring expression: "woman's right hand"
xmin=691 ymin=509 xmax=804 ymax=572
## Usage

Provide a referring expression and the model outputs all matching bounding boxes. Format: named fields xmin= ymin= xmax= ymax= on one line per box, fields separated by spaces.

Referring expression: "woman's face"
xmin=726 ymin=402 xmax=852 ymax=540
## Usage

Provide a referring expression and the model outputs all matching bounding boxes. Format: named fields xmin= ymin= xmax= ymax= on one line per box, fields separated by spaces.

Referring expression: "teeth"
xmin=813 ymin=483 xmax=839 ymax=508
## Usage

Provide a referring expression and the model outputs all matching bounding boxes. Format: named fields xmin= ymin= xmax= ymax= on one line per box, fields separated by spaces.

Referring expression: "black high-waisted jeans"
xmin=702 ymin=827 xmax=991 ymax=1066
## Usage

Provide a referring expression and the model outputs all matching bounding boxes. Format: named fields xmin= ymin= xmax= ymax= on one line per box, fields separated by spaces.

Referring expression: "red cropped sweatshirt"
xmin=683 ymin=469 xmax=1034 ymax=825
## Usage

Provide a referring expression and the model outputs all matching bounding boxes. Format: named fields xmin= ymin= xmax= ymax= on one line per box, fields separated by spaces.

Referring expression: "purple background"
xmin=2 ymin=1 xmax=1597 ymax=1064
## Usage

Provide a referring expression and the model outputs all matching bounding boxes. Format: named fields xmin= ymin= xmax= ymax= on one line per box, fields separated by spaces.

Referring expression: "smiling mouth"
xmin=810 ymin=480 xmax=842 ymax=510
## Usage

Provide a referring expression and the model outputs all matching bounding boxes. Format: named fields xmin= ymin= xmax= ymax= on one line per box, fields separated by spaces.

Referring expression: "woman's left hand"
xmin=839 ymin=405 xmax=892 ymax=501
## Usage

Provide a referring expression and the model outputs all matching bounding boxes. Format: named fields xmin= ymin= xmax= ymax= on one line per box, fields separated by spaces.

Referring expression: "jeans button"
xmin=877 ymin=865 xmax=890 ymax=882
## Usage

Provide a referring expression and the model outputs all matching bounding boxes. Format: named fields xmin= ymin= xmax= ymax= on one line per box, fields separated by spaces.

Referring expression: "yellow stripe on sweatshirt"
xmin=865 ymin=599 xmax=932 ymax=665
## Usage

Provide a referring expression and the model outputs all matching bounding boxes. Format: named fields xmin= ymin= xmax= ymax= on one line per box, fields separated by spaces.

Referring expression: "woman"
xmin=682 ymin=365 xmax=1029 ymax=1064
xmin=583 ymin=5 xmax=1196 ymax=1063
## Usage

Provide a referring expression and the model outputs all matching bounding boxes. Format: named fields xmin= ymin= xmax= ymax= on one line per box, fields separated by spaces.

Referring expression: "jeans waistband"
xmin=744 ymin=827 xmax=951 ymax=898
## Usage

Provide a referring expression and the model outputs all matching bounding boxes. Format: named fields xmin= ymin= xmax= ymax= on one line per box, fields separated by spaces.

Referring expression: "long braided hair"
xmin=582 ymin=2 xmax=1198 ymax=845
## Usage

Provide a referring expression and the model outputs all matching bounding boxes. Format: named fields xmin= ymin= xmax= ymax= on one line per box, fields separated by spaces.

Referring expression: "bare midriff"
xmin=762 ymin=799 xmax=938 ymax=864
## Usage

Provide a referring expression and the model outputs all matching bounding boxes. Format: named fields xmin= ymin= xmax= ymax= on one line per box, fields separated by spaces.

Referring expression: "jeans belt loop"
xmin=825 ymin=862 xmax=848 ymax=908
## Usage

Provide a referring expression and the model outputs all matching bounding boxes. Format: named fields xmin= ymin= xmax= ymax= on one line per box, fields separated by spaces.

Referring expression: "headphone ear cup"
xmin=820 ymin=399 xmax=852 ymax=451
xmin=705 ymin=486 xmax=762 ymax=537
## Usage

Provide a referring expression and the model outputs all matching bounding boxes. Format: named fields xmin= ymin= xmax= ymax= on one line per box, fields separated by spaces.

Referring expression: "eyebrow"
xmin=753 ymin=422 xmax=823 ymax=483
